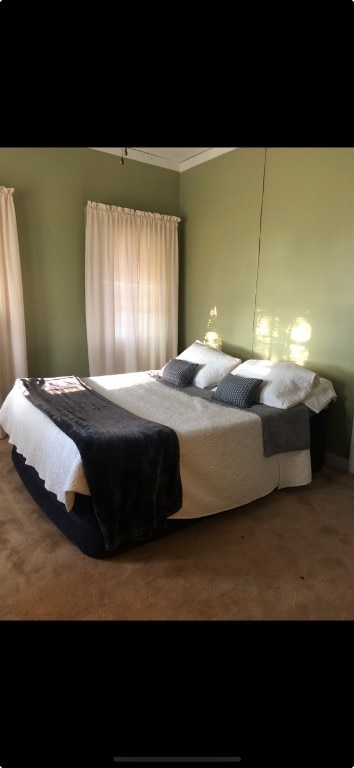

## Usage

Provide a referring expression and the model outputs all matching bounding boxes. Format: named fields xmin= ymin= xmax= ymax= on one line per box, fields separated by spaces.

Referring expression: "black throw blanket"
xmin=21 ymin=376 xmax=182 ymax=551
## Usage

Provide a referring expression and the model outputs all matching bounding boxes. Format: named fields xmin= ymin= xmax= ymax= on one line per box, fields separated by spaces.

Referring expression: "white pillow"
xmin=302 ymin=377 xmax=337 ymax=413
xmin=177 ymin=340 xmax=242 ymax=388
xmin=232 ymin=359 xmax=319 ymax=409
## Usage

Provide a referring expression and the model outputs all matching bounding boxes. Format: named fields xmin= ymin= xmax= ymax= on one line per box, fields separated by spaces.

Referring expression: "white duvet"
xmin=0 ymin=372 xmax=312 ymax=521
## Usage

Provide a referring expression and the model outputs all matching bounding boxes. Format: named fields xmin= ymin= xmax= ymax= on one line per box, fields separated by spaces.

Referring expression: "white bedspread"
xmin=0 ymin=373 xmax=312 ymax=520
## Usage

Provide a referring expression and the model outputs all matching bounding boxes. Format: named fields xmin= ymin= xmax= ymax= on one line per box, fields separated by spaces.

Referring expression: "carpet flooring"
xmin=1 ymin=438 xmax=354 ymax=620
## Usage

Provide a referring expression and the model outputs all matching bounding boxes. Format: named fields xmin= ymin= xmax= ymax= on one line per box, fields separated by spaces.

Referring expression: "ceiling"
xmin=90 ymin=147 xmax=236 ymax=172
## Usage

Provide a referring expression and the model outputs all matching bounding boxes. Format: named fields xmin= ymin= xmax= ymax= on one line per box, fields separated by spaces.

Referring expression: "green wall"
xmin=180 ymin=148 xmax=354 ymax=460
xmin=179 ymin=148 xmax=265 ymax=360
xmin=0 ymin=148 xmax=179 ymax=377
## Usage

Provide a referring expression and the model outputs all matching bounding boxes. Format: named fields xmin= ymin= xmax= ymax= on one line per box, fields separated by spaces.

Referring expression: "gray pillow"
xmin=162 ymin=358 xmax=199 ymax=387
xmin=212 ymin=374 xmax=263 ymax=408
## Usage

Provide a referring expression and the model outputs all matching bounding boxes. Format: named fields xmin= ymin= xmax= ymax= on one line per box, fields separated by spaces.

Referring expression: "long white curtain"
xmin=85 ymin=202 xmax=181 ymax=375
xmin=0 ymin=186 xmax=28 ymax=438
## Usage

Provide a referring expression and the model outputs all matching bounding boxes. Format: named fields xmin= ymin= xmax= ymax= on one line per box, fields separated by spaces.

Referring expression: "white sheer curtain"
xmin=0 ymin=186 xmax=28 ymax=438
xmin=85 ymin=202 xmax=181 ymax=375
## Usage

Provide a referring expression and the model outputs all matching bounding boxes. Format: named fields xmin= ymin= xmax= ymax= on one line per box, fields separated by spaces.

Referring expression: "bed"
xmin=0 ymin=341 xmax=337 ymax=558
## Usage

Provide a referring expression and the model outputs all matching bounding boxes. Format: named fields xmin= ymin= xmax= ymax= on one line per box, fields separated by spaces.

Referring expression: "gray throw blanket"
xmin=152 ymin=375 xmax=310 ymax=457
xmin=247 ymin=402 xmax=310 ymax=456
xmin=21 ymin=376 xmax=182 ymax=551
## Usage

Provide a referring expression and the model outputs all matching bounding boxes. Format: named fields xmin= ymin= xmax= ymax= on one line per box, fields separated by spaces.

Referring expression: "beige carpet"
xmin=1 ymin=437 xmax=354 ymax=620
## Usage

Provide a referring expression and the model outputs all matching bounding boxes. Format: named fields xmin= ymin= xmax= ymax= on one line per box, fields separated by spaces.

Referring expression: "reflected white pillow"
xmin=303 ymin=377 xmax=337 ymax=413
xmin=177 ymin=340 xmax=242 ymax=388
xmin=232 ymin=359 xmax=319 ymax=409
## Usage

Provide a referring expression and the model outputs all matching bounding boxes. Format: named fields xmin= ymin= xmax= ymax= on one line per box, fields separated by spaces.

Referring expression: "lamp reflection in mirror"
xmin=204 ymin=306 xmax=222 ymax=350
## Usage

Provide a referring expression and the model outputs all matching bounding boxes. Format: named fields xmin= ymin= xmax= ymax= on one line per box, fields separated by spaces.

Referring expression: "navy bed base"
xmin=11 ymin=448 xmax=199 ymax=559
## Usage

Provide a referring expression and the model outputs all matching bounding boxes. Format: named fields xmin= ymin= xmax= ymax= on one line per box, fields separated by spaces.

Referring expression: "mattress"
xmin=1 ymin=371 xmax=315 ymax=557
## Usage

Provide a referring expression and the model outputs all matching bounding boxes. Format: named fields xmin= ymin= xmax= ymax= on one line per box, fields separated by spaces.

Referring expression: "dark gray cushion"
xmin=212 ymin=374 xmax=263 ymax=408
xmin=162 ymin=358 xmax=199 ymax=387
